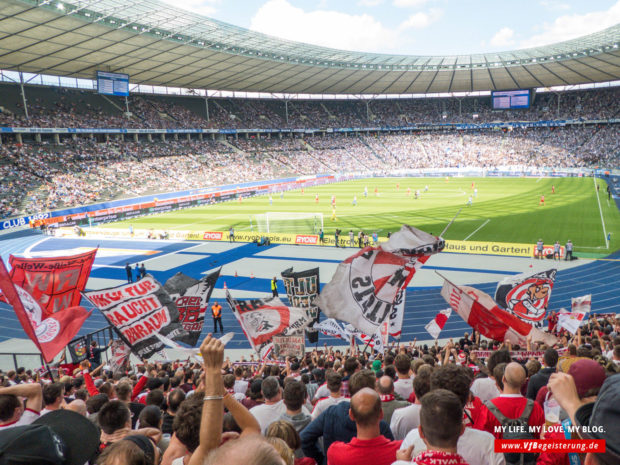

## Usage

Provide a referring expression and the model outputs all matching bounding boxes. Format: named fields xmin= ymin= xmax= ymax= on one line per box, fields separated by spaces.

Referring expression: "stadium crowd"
xmin=0 ymin=312 xmax=619 ymax=465
xmin=1 ymin=85 xmax=619 ymax=130
xmin=1 ymin=124 xmax=618 ymax=219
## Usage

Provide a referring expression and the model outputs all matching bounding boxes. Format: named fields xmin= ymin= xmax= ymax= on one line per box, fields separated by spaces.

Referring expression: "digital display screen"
xmin=492 ymin=89 xmax=530 ymax=109
xmin=96 ymin=71 xmax=129 ymax=97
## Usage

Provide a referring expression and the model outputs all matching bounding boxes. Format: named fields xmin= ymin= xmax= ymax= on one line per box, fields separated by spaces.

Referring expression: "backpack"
xmin=485 ymin=398 xmax=538 ymax=465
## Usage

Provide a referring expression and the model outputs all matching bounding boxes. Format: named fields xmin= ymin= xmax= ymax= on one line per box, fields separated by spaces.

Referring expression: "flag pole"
xmin=439 ymin=208 xmax=462 ymax=238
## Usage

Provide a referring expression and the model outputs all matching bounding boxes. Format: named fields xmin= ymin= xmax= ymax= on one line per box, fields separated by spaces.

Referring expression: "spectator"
xmin=250 ymin=376 xmax=285 ymax=433
xmin=376 ymin=375 xmax=409 ymax=424
xmin=267 ymin=420 xmax=316 ymax=465
xmin=41 ymin=382 xmax=65 ymax=415
xmin=311 ymin=371 xmax=346 ymax=420
xmin=280 ymin=380 xmax=312 ymax=433
xmin=163 ymin=388 xmax=185 ymax=435
xmin=471 ymin=350 xmax=511 ymax=402
xmin=0 ymin=383 xmax=42 ymax=429
xmin=390 ymin=365 xmax=432 ymax=440
xmin=393 ymin=354 xmax=414 ymax=400
xmin=526 ymin=348 xmax=558 ymax=400
xmin=327 ymin=387 xmax=402 ymax=465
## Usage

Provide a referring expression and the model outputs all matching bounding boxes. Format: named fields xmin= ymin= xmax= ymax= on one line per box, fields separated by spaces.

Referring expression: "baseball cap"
xmin=0 ymin=410 xmax=100 ymax=465
xmin=568 ymin=359 xmax=606 ymax=398
xmin=574 ymin=374 xmax=620 ymax=465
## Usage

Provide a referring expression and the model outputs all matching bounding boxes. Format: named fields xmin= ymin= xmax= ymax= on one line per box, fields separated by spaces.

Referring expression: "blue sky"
xmin=161 ymin=0 xmax=620 ymax=55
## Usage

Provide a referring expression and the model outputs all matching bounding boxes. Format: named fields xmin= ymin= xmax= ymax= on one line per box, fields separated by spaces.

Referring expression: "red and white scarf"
xmin=414 ymin=450 xmax=469 ymax=465
xmin=379 ymin=394 xmax=395 ymax=402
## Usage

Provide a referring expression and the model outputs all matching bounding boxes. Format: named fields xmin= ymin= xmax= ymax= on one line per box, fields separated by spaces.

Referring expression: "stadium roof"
xmin=1 ymin=0 xmax=619 ymax=95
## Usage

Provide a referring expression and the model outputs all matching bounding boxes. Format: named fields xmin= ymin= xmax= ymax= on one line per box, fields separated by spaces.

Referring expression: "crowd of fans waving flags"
xmin=0 ymin=223 xmax=620 ymax=465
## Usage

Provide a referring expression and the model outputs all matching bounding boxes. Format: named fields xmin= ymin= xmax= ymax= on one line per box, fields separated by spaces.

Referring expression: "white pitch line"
xmin=463 ymin=219 xmax=490 ymax=241
xmin=594 ymin=177 xmax=609 ymax=249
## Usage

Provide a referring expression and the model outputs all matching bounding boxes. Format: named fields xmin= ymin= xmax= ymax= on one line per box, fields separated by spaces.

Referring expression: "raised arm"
xmin=0 ymin=382 xmax=42 ymax=413
xmin=223 ymin=394 xmax=261 ymax=436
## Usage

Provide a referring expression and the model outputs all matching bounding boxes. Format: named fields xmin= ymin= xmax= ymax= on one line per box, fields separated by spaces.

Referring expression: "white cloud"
xmin=520 ymin=1 xmax=620 ymax=48
xmin=249 ymin=0 xmax=400 ymax=52
xmin=399 ymin=7 xmax=442 ymax=29
xmin=489 ymin=27 xmax=516 ymax=48
xmin=358 ymin=0 xmax=384 ymax=6
xmin=160 ymin=0 xmax=218 ymax=17
xmin=539 ymin=0 xmax=571 ymax=11
xmin=393 ymin=0 xmax=429 ymax=7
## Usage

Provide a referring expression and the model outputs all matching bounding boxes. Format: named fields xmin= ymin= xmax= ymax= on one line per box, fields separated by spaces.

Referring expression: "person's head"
xmin=266 ymin=420 xmax=301 ymax=451
xmin=326 ymin=371 xmax=342 ymax=394
xmin=265 ymin=437 xmax=294 ymax=465
xmin=86 ymin=393 xmax=109 ymax=415
xmin=419 ymin=389 xmax=464 ymax=451
xmin=42 ymin=382 xmax=65 ymax=409
xmin=115 ymin=382 xmax=132 ymax=402
xmin=98 ymin=400 xmax=131 ymax=434
xmin=487 ymin=350 xmax=511 ymax=378
xmin=138 ymin=405 xmax=162 ymax=429
xmin=348 ymin=369 xmax=376 ymax=396
xmin=502 ymin=362 xmax=526 ymax=392
xmin=544 ymin=348 xmax=559 ymax=368
xmin=282 ymin=380 xmax=305 ymax=413
xmin=493 ymin=363 xmax=508 ymax=392
xmin=430 ymin=364 xmax=472 ymax=407
xmin=394 ymin=354 xmax=411 ymax=376
xmin=568 ymin=344 xmax=578 ymax=356
xmin=146 ymin=390 xmax=164 ymax=408
xmin=173 ymin=396 xmax=202 ymax=453
xmin=204 ymin=434 xmax=285 ymax=465
xmin=413 ymin=366 xmax=432 ymax=401
xmin=97 ymin=435 xmax=158 ymax=465
xmin=344 ymin=357 xmax=360 ymax=376
xmin=376 ymin=376 xmax=395 ymax=395
xmin=261 ymin=376 xmax=281 ymax=402
xmin=234 ymin=367 xmax=243 ymax=378
xmin=167 ymin=389 xmax=186 ymax=414
xmin=349 ymin=387 xmax=382 ymax=428
xmin=223 ymin=374 xmax=236 ymax=390
xmin=0 ymin=394 xmax=22 ymax=423
xmin=525 ymin=359 xmax=542 ymax=377
xmin=66 ymin=399 xmax=87 ymax=416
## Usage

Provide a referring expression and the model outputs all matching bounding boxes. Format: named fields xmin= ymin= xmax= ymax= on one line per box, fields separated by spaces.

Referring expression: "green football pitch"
xmin=104 ymin=177 xmax=620 ymax=254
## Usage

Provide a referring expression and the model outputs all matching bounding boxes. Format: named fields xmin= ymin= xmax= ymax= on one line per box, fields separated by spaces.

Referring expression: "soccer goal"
xmin=253 ymin=212 xmax=324 ymax=234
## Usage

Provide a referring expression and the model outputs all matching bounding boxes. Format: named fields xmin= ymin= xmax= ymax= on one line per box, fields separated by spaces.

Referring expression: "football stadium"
xmin=0 ymin=0 xmax=619 ymax=463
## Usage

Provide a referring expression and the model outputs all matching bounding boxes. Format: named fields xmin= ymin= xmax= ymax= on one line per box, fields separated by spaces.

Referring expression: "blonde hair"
xmin=265 ymin=420 xmax=301 ymax=451
xmin=265 ymin=437 xmax=294 ymax=465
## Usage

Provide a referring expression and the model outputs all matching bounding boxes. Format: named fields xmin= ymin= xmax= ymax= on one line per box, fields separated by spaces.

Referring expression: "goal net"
xmin=253 ymin=212 xmax=324 ymax=234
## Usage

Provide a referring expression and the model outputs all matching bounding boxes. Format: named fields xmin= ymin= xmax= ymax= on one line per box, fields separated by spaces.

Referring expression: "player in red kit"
xmin=539 ymin=195 xmax=545 ymax=206
xmin=552 ymin=185 xmax=555 ymax=194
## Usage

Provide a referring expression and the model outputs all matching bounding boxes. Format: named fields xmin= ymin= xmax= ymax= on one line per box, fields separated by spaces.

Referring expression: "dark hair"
xmin=0 ymin=395 xmax=21 ymax=421
xmin=173 ymin=396 xmax=202 ymax=453
xmin=138 ymin=405 xmax=162 ymax=429
xmin=261 ymin=376 xmax=280 ymax=401
xmin=43 ymin=382 xmax=64 ymax=406
xmin=99 ymin=382 xmax=114 ymax=398
xmin=420 ymin=389 xmax=463 ymax=448
xmin=223 ymin=374 xmax=236 ymax=390
xmin=383 ymin=365 xmax=396 ymax=380
xmin=98 ymin=400 xmax=131 ymax=434
xmin=282 ymin=380 xmax=306 ymax=411
xmin=488 ymin=350 xmax=511 ymax=375
xmin=86 ymin=393 xmax=109 ymax=414
xmin=168 ymin=389 xmax=186 ymax=413
xmin=146 ymin=390 xmax=164 ymax=408
xmin=344 ymin=357 xmax=359 ymax=375
xmin=348 ymin=369 xmax=376 ymax=396
xmin=543 ymin=348 xmax=559 ymax=368
xmin=326 ymin=371 xmax=342 ymax=393
xmin=422 ymin=354 xmax=436 ymax=366
xmin=394 ymin=354 xmax=411 ymax=375
xmin=223 ymin=412 xmax=241 ymax=433
xmin=74 ymin=388 xmax=89 ymax=401
xmin=413 ymin=366 xmax=432 ymax=400
xmin=493 ymin=363 xmax=508 ymax=391
xmin=430 ymin=365 xmax=472 ymax=407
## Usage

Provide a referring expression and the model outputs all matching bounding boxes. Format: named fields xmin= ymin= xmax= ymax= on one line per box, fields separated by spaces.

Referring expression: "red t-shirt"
xmin=327 ymin=435 xmax=402 ymax=465
xmin=478 ymin=394 xmax=545 ymax=439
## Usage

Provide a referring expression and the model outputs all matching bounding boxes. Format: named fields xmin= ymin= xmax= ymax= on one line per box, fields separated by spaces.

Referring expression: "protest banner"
xmin=281 ymin=267 xmax=320 ymax=343
xmin=109 ymin=340 xmax=131 ymax=373
xmin=273 ymin=335 xmax=305 ymax=359
xmin=164 ymin=269 xmax=220 ymax=346
xmin=83 ymin=275 xmax=188 ymax=359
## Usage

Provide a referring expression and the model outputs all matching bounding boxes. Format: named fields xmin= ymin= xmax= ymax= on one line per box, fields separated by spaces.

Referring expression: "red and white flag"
xmin=571 ymin=294 xmax=591 ymax=314
xmin=388 ymin=288 xmax=406 ymax=338
xmin=225 ymin=291 xmax=313 ymax=360
xmin=344 ymin=323 xmax=385 ymax=353
xmin=109 ymin=340 xmax=131 ymax=374
xmin=425 ymin=308 xmax=452 ymax=340
xmin=8 ymin=249 xmax=97 ymax=318
xmin=0 ymin=259 xmax=91 ymax=363
xmin=558 ymin=308 xmax=587 ymax=334
xmin=316 ymin=225 xmax=444 ymax=335
xmin=441 ymin=278 xmax=557 ymax=347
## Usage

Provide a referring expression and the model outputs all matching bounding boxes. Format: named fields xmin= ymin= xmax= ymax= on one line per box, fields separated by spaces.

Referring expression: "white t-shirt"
xmin=390 ymin=403 xmax=422 ymax=440
xmin=311 ymin=395 xmax=348 ymax=420
xmin=250 ymin=401 xmax=287 ymax=434
xmin=313 ymin=383 xmax=330 ymax=401
xmin=0 ymin=409 xmax=39 ymax=430
xmin=234 ymin=379 xmax=249 ymax=395
xmin=171 ymin=457 xmax=184 ymax=465
xmin=393 ymin=378 xmax=414 ymax=400
xmin=397 ymin=426 xmax=505 ymax=465
xmin=471 ymin=377 xmax=500 ymax=403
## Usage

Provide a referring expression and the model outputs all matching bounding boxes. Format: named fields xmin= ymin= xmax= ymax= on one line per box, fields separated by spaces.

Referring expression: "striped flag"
xmin=425 ymin=308 xmax=452 ymax=340
xmin=571 ymin=294 xmax=591 ymax=314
